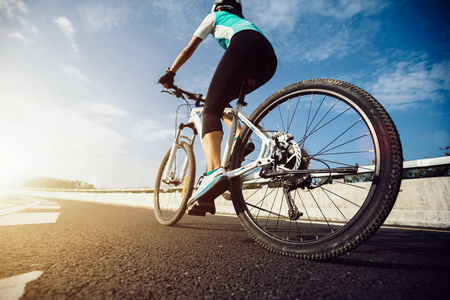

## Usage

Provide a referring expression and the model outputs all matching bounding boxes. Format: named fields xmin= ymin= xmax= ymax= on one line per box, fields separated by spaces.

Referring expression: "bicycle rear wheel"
xmin=230 ymin=79 xmax=403 ymax=260
xmin=154 ymin=141 xmax=195 ymax=226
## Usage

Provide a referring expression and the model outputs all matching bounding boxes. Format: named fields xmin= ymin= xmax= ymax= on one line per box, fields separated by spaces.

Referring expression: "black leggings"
xmin=202 ymin=30 xmax=277 ymax=138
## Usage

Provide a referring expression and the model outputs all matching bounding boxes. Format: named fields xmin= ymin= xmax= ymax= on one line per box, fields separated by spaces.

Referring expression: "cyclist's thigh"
xmin=205 ymin=31 xmax=276 ymax=114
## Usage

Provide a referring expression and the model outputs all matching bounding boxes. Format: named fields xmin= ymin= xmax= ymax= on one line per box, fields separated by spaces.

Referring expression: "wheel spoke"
xmin=316 ymin=133 xmax=371 ymax=156
xmin=310 ymin=116 xmax=362 ymax=159
xmin=154 ymin=142 xmax=194 ymax=226
xmin=287 ymin=96 xmax=301 ymax=132
xmin=299 ymin=98 xmax=341 ymax=146
xmin=277 ymin=104 xmax=286 ymax=132
xmin=319 ymin=186 xmax=361 ymax=207
xmin=230 ymin=79 xmax=402 ymax=259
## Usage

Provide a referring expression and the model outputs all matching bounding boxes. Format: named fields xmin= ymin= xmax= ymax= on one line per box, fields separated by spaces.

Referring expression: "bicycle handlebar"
xmin=161 ymin=85 xmax=204 ymax=105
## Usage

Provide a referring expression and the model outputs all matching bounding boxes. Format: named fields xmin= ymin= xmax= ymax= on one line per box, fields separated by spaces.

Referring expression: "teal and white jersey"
xmin=194 ymin=11 xmax=264 ymax=50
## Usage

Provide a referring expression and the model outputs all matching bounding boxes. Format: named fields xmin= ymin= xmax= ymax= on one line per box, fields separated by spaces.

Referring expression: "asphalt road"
xmin=1 ymin=195 xmax=449 ymax=299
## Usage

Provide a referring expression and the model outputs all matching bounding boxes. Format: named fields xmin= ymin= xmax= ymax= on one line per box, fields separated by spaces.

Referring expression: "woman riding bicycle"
xmin=158 ymin=0 xmax=277 ymax=212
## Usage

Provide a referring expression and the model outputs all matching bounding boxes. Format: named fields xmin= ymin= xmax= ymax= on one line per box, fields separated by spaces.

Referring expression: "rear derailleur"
xmin=260 ymin=163 xmax=312 ymax=221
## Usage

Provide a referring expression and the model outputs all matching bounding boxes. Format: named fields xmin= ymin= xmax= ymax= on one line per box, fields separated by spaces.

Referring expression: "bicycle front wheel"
xmin=154 ymin=141 xmax=195 ymax=226
xmin=231 ymin=79 xmax=403 ymax=260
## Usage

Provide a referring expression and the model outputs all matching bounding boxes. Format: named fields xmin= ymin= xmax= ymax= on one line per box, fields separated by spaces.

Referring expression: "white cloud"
xmin=249 ymin=0 xmax=299 ymax=32
xmin=247 ymin=0 xmax=389 ymax=32
xmin=0 ymin=1 xmax=38 ymax=42
xmin=82 ymin=102 xmax=129 ymax=124
xmin=8 ymin=31 xmax=23 ymax=40
xmin=61 ymin=64 xmax=89 ymax=82
xmin=17 ymin=16 xmax=38 ymax=37
xmin=0 ymin=0 xmax=26 ymax=20
xmin=54 ymin=16 xmax=79 ymax=58
xmin=369 ymin=57 xmax=450 ymax=111
xmin=81 ymin=1 xmax=134 ymax=32
xmin=133 ymin=119 xmax=174 ymax=142
xmin=301 ymin=26 xmax=353 ymax=62
xmin=54 ymin=16 xmax=74 ymax=38
xmin=84 ymin=102 xmax=128 ymax=117
xmin=303 ymin=0 xmax=390 ymax=20
xmin=150 ymin=0 xmax=204 ymax=40
xmin=79 ymin=0 xmax=202 ymax=36
xmin=246 ymin=0 xmax=389 ymax=63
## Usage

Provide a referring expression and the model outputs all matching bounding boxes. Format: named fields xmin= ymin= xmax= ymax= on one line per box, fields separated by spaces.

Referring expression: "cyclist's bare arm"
xmin=169 ymin=36 xmax=203 ymax=74
xmin=165 ymin=36 xmax=240 ymax=135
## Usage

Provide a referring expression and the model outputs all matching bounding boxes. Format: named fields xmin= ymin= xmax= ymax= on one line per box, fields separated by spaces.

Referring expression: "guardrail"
xmin=2 ymin=157 xmax=450 ymax=228
xmin=403 ymin=156 xmax=450 ymax=169
xmin=11 ymin=156 xmax=450 ymax=193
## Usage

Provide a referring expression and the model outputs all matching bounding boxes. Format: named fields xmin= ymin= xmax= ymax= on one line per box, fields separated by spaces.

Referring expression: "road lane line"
xmin=0 ymin=271 xmax=43 ymax=300
xmin=31 ymin=204 xmax=60 ymax=210
xmin=0 ymin=199 xmax=41 ymax=217
xmin=0 ymin=196 xmax=60 ymax=226
xmin=0 ymin=213 xmax=60 ymax=226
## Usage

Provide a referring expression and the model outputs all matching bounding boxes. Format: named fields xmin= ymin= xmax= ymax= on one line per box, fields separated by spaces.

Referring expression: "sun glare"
xmin=0 ymin=145 xmax=35 ymax=188
xmin=0 ymin=118 xmax=50 ymax=188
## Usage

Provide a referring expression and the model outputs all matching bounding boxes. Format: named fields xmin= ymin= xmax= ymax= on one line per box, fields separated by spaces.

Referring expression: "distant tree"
xmin=21 ymin=177 xmax=95 ymax=189
xmin=443 ymin=146 xmax=450 ymax=157
xmin=403 ymin=146 xmax=450 ymax=179
xmin=403 ymin=165 xmax=450 ymax=179
xmin=325 ymin=147 xmax=450 ymax=183
xmin=344 ymin=159 xmax=375 ymax=183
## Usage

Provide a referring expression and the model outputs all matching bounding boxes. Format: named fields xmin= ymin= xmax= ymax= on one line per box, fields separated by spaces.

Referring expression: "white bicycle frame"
xmin=162 ymin=101 xmax=276 ymax=185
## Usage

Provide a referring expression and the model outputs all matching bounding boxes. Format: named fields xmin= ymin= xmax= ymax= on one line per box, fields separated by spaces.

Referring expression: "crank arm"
xmin=162 ymin=179 xmax=181 ymax=185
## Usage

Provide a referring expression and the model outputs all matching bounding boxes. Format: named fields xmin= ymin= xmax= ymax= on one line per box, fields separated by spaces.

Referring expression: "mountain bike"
xmin=154 ymin=78 xmax=403 ymax=260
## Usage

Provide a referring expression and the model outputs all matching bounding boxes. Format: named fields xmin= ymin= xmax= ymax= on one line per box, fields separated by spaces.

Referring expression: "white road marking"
xmin=0 ymin=199 xmax=41 ymax=217
xmin=31 ymin=205 xmax=60 ymax=210
xmin=0 ymin=271 xmax=43 ymax=300
xmin=0 ymin=213 xmax=60 ymax=226
xmin=0 ymin=196 xmax=60 ymax=226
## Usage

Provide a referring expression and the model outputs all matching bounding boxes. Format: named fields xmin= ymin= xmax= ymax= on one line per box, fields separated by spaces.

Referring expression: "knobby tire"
xmin=230 ymin=79 xmax=403 ymax=260
xmin=154 ymin=141 xmax=196 ymax=226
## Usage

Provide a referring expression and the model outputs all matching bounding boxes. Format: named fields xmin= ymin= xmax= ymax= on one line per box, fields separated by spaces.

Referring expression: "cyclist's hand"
xmin=158 ymin=69 xmax=175 ymax=89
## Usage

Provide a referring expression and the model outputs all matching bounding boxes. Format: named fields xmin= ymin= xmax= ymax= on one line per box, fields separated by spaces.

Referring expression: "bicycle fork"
xmin=162 ymin=123 xmax=197 ymax=186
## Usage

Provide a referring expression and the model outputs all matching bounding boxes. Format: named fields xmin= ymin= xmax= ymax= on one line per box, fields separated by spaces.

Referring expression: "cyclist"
xmin=158 ymin=0 xmax=277 ymax=213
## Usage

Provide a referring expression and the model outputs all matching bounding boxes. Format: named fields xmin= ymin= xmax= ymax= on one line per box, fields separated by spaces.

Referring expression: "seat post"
xmin=237 ymin=78 xmax=256 ymax=106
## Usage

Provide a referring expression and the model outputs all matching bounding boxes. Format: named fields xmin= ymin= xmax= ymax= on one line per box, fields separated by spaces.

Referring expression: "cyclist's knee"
xmin=202 ymin=112 xmax=223 ymax=138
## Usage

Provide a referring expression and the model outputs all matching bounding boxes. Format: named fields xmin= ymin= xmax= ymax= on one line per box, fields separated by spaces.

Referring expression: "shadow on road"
xmin=325 ymin=228 xmax=450 ymax=272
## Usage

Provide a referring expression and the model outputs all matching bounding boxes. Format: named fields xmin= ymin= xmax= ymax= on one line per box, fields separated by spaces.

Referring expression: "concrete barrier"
xmin=387 ymin=177 xmax=450 ymax=228
xmin=2 ymin=176 xmax=449 ymax=229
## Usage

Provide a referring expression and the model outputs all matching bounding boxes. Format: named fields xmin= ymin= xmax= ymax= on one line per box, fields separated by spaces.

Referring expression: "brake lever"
xmin=161 ymin=88 xmax=186 ymax=100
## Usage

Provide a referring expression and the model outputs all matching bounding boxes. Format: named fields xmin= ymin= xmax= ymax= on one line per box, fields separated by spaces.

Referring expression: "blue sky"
xmin=0 ymin=0 xmax=449 ymax=188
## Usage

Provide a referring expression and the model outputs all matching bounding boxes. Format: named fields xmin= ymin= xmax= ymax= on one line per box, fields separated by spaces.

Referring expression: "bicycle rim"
xmin=231 ymin=79 xmax=403 ymax=259
xmin=154 ymin=141 xmax=195 ymax=226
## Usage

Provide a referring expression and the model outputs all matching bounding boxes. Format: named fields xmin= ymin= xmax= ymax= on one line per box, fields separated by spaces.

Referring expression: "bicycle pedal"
xmin=187 ymin=207 xmax=207 ymax=217
xmin=188 ymin=203 xmax=216 ymax=216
